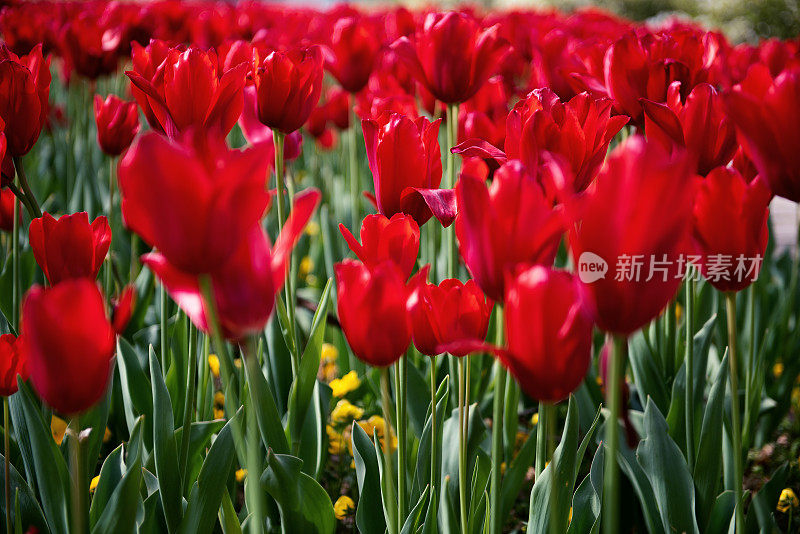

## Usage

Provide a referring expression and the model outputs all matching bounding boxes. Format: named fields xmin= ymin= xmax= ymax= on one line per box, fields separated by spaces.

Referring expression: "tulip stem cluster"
xmin=394 ymin=353 xmax=409 ymax=524
xmin=489 ymin=307 xmax=505 ymax=534
xmin=457 ymin=355 xmax=468 ymax=534
xmin=725 ymin=292 xmax=744 ymax=534
xmin=69 ymin=417 xmax=86 ymax=534
xmin=603 ymin=335 xmax=627 ymax=534
xmin=12 ymin=156 xmax=41 ymax=219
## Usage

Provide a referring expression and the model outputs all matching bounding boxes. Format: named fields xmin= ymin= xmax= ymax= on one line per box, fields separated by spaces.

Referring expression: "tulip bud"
xmin=94 ymin=94 xmax=139 ymax=156
xmin=339 ymin=214 xmax=420 ymax=281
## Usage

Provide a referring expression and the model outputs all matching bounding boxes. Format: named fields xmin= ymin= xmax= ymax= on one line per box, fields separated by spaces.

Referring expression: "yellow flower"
xmin=778 ymin=488 xmax=799 ymax=513
xmin=235 ymin=469 xmax=247 ymax=483
xmin=51 ymin=415 xmax=68 ymax=446
xmin=675 ymin=303 xmax=683 ymax=323
xmin=515 ymin=431 xmax=527 ymax=451
xmin=299 ymin=256 xmax=314 ymax=278
xmin=322 ymin=343 xmax=339 ymax=362
xmin=531 ymin=413 xmax=539 ymax=426
xmin=234 ymin=358 xmax=242 ymax=370
xmin=331 ymin=400 xmax=364 ymax=425
xmin=90 ymin=475 xmax=100 ymax=493
xmin=774 ymin=362 xmax=784 ymax=378
xmin=305 ymin=221 xmax=320 ymax=237
xmin=319 ymin=361 xmax=339 ymax=383
xmin=214 ymin=391 xmax=225 ymax=420
xmin=208 ymin=354 xmax=220 ymax=378
xmin=334 ymin=495 xmax=355 ymax=520
xmin=330 ymin=371 xmax=361 ymax=398
xmin=327 ymin=425 xmax=347 ymax=455
xmin=103 ymin=427 xmax=112 ymax=443
xmin=367 ymin=415 xmax=397 ymax=452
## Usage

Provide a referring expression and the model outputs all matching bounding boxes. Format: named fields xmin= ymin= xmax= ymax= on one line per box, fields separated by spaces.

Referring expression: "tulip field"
xmin=2 ymin=0 xmax=800 ymax=533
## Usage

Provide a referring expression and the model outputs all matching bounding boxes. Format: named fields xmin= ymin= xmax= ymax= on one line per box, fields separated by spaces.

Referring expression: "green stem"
xmin=11 ymin=189 xmax=18 ymax=329
xmin=69 ymin=416 xmax=86 ymax=534
xmin=12 ymin=157 xmax=41 ymax=219
xmin=490 ymin=307 xmax=505 ymax=534
xmin=197 ymin=276 xmax=235 ymax=395
xmin=160 ymin=283 xmax=169 ymax=376
xmin=667 ymin=299 xmax=677 ymax=370
xmin=535 ymin=402 xmax=547 ymax=478
xmin=179 ymin=323 xmax=197 ymax=493
xmin=457 ymin=355 xmax=468 ymax=534
xmin=685 ymin=279 xmax=695 ymax=470
xmin=105 ymin=158 xmax=115 ymax=299
xmin=546 ymin=403 xmax=560 ymax=534
xmin=742 ymin=285 xmax=756 ymax=452
xmin=244 ymin=339 xmax=264 ymax=534
xmin=380 ymin=368 xmax=398 ymax=534
xmin=4 ymin=397 xmax=11 ymax=534
xmin=395 ymin=353 xmax=408 ymax=523
xmin=429 ymin=355 xmax=438 ymax=497
xmin=603 ymin=335 xmax=627 ymax=534
xmin=445 ymin=103 xmax=459 ymax=280
xmin=348 ymin=96 xmax=360 ymax=232
xmin=725 ymin=292 xmax=744 ymax=534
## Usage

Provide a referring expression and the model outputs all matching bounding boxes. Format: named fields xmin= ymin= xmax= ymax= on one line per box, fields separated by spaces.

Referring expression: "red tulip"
xmin=0 ymin=334 xmax=27 ymax=397
xmin=692 ymin=167 xmax=771 ymax=292
xmin=363 ymin=112 xmax=456 ymax=227
xmin=503 ymin=266 xmax=593 ymax=403
xmin=505 ymin=89 xmax=628 ymax=192
xmin=111 ymin=285 xmax=136 ymax=335
xmin=324 ymin=16 xmax=380 ymax=94
xmin=142 ymin=189 xmax=320 ymax=340
xmin=128 ymin=40 xmax=171 ymax=133
xmin=127 ymin=46 xmax=246 ymax=140
xmin=22 ymin=280 xmax=115 ymax=414
xmin=94 ymin=94 xmax=140 ymax=156
xmin=339 ymin=213 xmax=420 ymax=280
xmin=407 ymin=268 xmax=492 ymax=357
xmin=29 ymin=212 xmax=111 ymax=286
xmin=238 ymin=85 xmax=304 ymax=167
xmin=391 ymin=11 xmax=508 ymax=104
xmin=568 ymin=136 xmax=695 ymax=335
xmin=642 ymin=83 xmax=737 ymax=176
xmin=59 ymin=14 xmax=118 ymax=79
xmin=252 ymin=46 xmax=324 ymax=134
xmin=724 ymin=65 xmax=800 ymax=202
xmin=0 ymin=44 xmax=50 ymax=157
xmin=335 ymin=259 xmax=411 ymax=367
xmin=0 ymin=187 xmax=18 ymax=232
xmin=118 ymin=132 xmax=270 ymax=275
xmin=455 ymin=160 xmax=563 ymax=302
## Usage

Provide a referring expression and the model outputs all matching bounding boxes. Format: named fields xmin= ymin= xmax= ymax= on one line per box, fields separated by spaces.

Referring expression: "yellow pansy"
xmin=208 ymin=354 xmax=220 ymax=378
xmin=778 ymin=488 xmax=798 ymax=513
xmin=334 ymin=495 xmax=355 ymax=520
xmin=330 ymin=371 xmax=360 ymax=398
xmin=51 ymin=415 xmax=68 ymax=446
xmin=213 ymin=391 xmax=225 ymax=420
xmin=327 ymin=425 xmax=346 ymax=455
xmin=331 ymin=400 xmax=364 ymax=425
xmin=235 ymin=469 xmax=247 ymax=483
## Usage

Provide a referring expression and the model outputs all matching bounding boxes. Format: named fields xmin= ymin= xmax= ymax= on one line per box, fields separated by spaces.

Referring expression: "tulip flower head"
xmin=94 ymin=94 xmax=140 ymax=156
xmin=29 ymin=212 xmax=111 ymax=286
xmin=324 ymin=16 xmax=380 ymax=94
xmin=0 ymin=44 xmax=50 ymax=157
xmin=339 ymin=213 xmax=420 ymax=281
xmin=0 ymin=334 xmax=27 ymax=397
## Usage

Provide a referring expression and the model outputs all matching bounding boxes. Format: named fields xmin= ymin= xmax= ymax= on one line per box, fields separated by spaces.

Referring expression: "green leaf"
xmin=628 ymin=332 xmax=670 ymax=413
xmin=91 ymin=443 xmax=143 ymax=534
xmin=440 ymin=403 xmax=487 ymax=517
xmin=745 ymin=462 xmax=789 ymax=533
xmin=411 ymin=375 xmax=449 ymax=505
xmin=261 ymin=451 xmax=335 ymax=534
xmin=218 ymin=490 xmax=241 ymax=534
xmin=179 ymin=410 xmax=240 ymax=534
xmin=241 ymin=352 xmax=289 ymax=456
xmin=400 ymin=486 xmax=429 ymax=534
xmin=149 ymin=345 xmax=182 ymax=533
xmin=0 ymin=452 xmax=49 ymax=534
xmin=694 ymin=354 xmax=728 ymax=528
xmin=351 ymin=421 xmax=386 ymax=534
xmin=566 ymin=444 xmax=603 ymax=534
xmin=637 ymin=399 xmax=699 ymax=534
xmin=171 ymin=420 xmax=225 ymax=490
xmin=614 ymin=422 xmax=662 ymax=534
xmin=288 ymin=279 xmax=332 ymax=447
xmin=16 ymin=379 xmax=70 ymax=534
xmin=89 ymin=445 xmax=125 ymax=529
xmin=528 ymin=396 xmax=581 ymax=533
xmin=705 ymin=491 xmax=735 ymax=534
xmin=117 ymin=338 xmax=153 ymax=445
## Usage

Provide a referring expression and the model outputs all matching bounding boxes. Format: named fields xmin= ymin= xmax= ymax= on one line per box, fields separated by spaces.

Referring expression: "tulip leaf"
xmin=288 ymin=278 xmax=332 ymax=450
xmin=440 ymin=403 xmax=488 ymax=517
xmin=567 ymin=444 xmax=604 ymax=534
xmin=499 ymin=419 xmax=536 ymax=519
xmin=117 ymin=338 xmax=153 ymax=445
xmin=694 ymin=354 xmax=728 ymax=528
xmin=241 ymin=347 xmax=289 ymax=456
xmin=149 ymin=345 xmax=183 ymax=533
xmin=351 ymin=421 xmax=387 ymax=534
xmin=705 ymin=491 xmax=735 ymax=534
xmin=91 ymin=442 xmax=143 ymax=534
xmin=0 ymin=452 xmax=49 ymax=534
xmin=614 ymin=419 xmax=663 ymax=534
xmin=400 ymin=485 xmax=429 ymax=534
xmin=411 ymin=375 xmax=449 ymax=507
xmin=89 ymin=445 xmax=125 ymax=529
xmin=296 ymin=380 xmax=331 ymax=478
xmin=637 ymin=398 xmax=700 ymax=534
xmin=16 ymin=379 xmax=70 ymax=534
xmin=261 ymin=451 xmax=335 ymax=534
xmin=179 ymin=409 xmax=240 ymax=534
xmin=628 ymin=332 xmax=670 ymax=414
xmin=528 ymin=396 xmax=580 ymax=533
xmin=745 ymin=462 xmax=788 ymax=533
xmin=467 ymin=450 xmax=490 ymax=533
xmin=170 ymin=420 xmax=225 ymax=492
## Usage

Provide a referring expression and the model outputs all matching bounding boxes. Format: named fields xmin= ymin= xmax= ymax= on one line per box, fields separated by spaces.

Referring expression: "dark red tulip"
xmin=118 ymin=132 xmax=270 ymax=275
xmin=60 ymin=14 xmax=118 ymax=79
xmin=568 ymin=136 xmax=695 ymax=335
xmin=391 ymin=11 xmax=508 ymax=104
xmin=0 ymin=187 xmax=18 ymax=232
xmin=503 ymin=266 xmax=593 ymax=403
xmin=725 ymin=65 xmax=800 ymax=202
xmin=0 ymin=334 xmax=27 ymax=397
xmin=335 ymin=259 xmax=411 ymax=367
xmin=29 ymin=212 xmax=111 ymax=286
xmin=94 ymin=94 xmax=140 ymax=156
xmin=455 ymin=160 xmax=564 ymax=302
xmin=128 ymin=40 xmax=171 ymax=133
xmin=143 ymin=189 xmax=320 ymax=340
xmin=505 ymin=89 xmax=628 ymax=192
xmin=127 ymin=46 xmax=246 ymax=140
xmin=252 ymin=46 xmax=324 ymax=134
xmin=239 ymin=85 xmax=304 ymax=167
xmin=324 ymin=16 xmax=380 ymax=94
xmin=642 ymin=83 xmax=737 ymax=176
xmin=363 ymin=112 xmax=456 ymax=227
xmin=0 ymin=44 xmax=50 ymax=157
xmin=339 ymin=213 xmax=420 ymax=281
xmin=407 ymin=268 xmax=492 ymax=357
xmin=692 ymin=167 xmax=771 ymax=292
xmin=22 ymin=280 xmax=115 ymax=414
